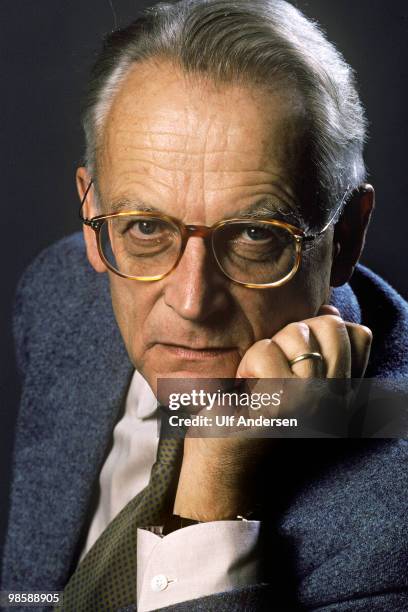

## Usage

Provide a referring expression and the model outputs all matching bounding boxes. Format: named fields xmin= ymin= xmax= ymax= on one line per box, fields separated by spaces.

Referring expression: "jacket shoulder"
xmin=16 ymin=232 xmax=91 ymax=303
xmin=352 ymin=265 xmax=408 ymax=377
xmin=13 ymin=232 xmax=110 ymax=377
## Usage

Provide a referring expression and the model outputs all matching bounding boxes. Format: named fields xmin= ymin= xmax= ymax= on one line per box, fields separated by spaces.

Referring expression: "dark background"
xmin=1 ymin=0 xmax=407 ymax=551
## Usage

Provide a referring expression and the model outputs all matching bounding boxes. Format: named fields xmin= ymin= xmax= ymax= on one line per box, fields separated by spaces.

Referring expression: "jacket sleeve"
xmin=157 ymin=588 xmax=408 ymax=611
xmin=117 ymin=587 xmax=408 ymax=611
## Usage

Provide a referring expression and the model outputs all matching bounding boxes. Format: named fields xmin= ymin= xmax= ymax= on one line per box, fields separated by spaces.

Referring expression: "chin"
xmin=145 ymin=361 xmax=241 ymax=400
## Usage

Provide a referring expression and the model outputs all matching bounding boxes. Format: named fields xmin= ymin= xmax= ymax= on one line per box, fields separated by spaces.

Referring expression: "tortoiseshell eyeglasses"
xmin=80 ymin=180 xmax=348 ymax=289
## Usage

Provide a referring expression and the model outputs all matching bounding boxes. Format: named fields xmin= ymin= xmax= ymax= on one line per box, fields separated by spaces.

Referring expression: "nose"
xmin=163 ymin=236 xmax=230 ymax=322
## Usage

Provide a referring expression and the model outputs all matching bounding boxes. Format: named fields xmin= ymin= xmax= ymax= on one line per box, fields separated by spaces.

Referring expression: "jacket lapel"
xmin=2 ymin=234 xmax=134 ymax=590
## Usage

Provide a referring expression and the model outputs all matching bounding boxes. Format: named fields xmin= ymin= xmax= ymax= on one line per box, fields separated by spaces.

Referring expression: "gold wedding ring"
xmin=289 ymin=352 xmax=323 ymax=367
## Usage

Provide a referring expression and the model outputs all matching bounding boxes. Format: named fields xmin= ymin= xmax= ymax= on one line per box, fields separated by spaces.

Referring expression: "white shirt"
xmin=80 ymin=371 xmax=261 ymax=611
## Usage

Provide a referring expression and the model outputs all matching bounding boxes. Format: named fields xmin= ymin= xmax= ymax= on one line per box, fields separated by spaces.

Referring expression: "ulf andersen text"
xmin=168 ymin=414 xmax=298 ymax=428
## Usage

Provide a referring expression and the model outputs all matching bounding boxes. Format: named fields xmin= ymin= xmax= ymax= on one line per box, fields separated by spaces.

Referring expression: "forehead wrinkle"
xmin=201 ymin=114 xmax=213 ymax=222
xmin=105 ymin=90 xmax=302 ymax=175
xmin=114 ymin=120 xmax=276 ymax=159
xmin=107 ymin=142 xmax=291 ymax=185
xmin=100 ymin=60 xmax=307 ymax=224
xmin=105 ymin=193 xmax=303 ymax=227
xmin=115 ymin=151 xmax=283 ymax=177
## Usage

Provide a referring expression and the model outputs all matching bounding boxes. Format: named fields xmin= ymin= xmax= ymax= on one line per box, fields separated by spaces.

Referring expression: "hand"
xmin=236 ymin=305 xmax=372 ymax=380
xmin=173 ymin=306 xmax=372 ymax=521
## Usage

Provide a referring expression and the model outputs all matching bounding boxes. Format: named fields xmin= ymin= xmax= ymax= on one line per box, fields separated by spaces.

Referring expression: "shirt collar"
xmin=126 ymin=370 xmax=158 ymax=420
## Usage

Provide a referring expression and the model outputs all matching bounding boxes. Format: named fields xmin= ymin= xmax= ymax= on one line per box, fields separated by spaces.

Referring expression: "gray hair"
xmin=82 ymin=0 xmax=368 ymax=228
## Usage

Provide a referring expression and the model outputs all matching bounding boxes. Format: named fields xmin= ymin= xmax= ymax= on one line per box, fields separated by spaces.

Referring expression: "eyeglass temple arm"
xmin=303 ymin=186 xmax=351 ymax=242
xmin=78 ymin=179 xmax=94 ymax=226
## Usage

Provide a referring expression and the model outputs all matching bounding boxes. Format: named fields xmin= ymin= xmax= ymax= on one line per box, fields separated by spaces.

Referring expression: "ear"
xmin=76 ymin=167 xmax=107 ymax=273
xmin=330 ymin=184 xmax=375 ymax=287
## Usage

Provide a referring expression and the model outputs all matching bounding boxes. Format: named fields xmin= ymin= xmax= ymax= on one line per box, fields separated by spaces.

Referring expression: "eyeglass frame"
xmin=79 ymin=179 xmax=350 ymax=289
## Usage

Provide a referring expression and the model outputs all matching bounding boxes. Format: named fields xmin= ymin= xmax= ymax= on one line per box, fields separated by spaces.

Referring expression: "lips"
xmin=155 ymin=343 xmax=237 ymax=359
xmin=161 ymin=342 xmax=234 ymax=351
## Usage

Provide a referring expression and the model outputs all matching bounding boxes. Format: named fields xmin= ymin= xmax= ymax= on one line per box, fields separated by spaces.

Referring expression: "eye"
xmin=242 ymin=225 xmax=274 ymax=241
xmin=122 ymin=218 xmax=169 ymax=240
xmin=132 ymin=220 xmax=159 ymax=236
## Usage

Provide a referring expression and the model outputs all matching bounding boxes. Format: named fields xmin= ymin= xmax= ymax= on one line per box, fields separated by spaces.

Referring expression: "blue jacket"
xmin=2 ymin=233 xmax=408 ymax=611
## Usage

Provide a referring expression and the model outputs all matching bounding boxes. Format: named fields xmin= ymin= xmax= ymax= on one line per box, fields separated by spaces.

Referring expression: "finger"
xmin=236 ymin=338 xmax=292 ymax=378
xmin=345 ymin=323 xmax=372 ymax=378
xmin=317 ymin=304 xmax=341 ymax=317
xmin=304 ymin=315 xmax=351 ymax=378
xmin=272 ymin=321 xmax=325 ymax=378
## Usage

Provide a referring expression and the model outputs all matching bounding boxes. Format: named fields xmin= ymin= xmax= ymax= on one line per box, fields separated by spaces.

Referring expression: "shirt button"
xmin=150 ymin=574 xmax=169 ymax=592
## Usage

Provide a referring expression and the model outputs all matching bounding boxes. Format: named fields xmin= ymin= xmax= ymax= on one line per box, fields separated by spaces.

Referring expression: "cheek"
xmin=236 ymin=252 xmax=332 ymax=339
xmin=291 ymin=244 xmax=333 ymax=315
xmin=236 ymin=290 xmax=301 ymax=340
xmin=108 ymin=274 xmax=152 ymax=363
xmin=301 ymin=238 xmax=334 ymax=295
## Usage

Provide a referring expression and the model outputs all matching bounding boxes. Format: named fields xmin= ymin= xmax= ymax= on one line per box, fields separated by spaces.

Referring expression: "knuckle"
xmin=244 ymin=338 xmax=269 ymax=356
xmin=285 ymin=321 xmax=310 ymax=339
xmin=320 ymin=314 xmax=346 ymax=333
xmin=244 ymin=359 xmax=265 ymax=378
xmin=240 ymin=339 xmax=285 ymax=378
xmin=348 ymin=323 xmax=373 ymax=347
xmin=242 ymin=340 xmax=271 ymax=375
xmin=360 ymin=325 xmax=373 ymax=343
xmin=253 ymin=338 xmax=273 ymax=353
xmin=296 ymin=321 xmax=310 ymax=335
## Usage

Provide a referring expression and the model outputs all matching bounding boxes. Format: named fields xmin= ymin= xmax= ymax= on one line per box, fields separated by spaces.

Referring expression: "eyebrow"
xmin=108 ymin=195 xmax=303 ymax=226
xmin=109 ymin=198 xmax=160 ymax=214
xmin=224 ymin=197 xmax=303 ymax=225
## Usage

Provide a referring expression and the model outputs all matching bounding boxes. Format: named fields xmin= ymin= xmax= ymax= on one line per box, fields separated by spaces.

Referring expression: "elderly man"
xmin=2 ymin=0 xmax=408 ymax=610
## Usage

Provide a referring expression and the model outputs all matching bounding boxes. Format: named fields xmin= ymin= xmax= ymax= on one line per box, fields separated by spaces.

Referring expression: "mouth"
xmin=154 ymin=343 xmax=237 ymax=360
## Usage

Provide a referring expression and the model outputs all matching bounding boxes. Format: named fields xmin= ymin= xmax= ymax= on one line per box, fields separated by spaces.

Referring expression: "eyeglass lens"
xmin=99 ymin=215 xmax=298 ymax=284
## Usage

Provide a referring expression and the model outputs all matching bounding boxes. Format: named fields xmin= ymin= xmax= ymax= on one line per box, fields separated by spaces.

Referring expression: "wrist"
xmin=174 ymin=444 xmax=261 ymax=521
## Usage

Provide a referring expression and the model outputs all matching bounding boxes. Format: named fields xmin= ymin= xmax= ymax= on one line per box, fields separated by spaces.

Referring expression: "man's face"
xmin=88 ymin=59 xmax=334 ymax=390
